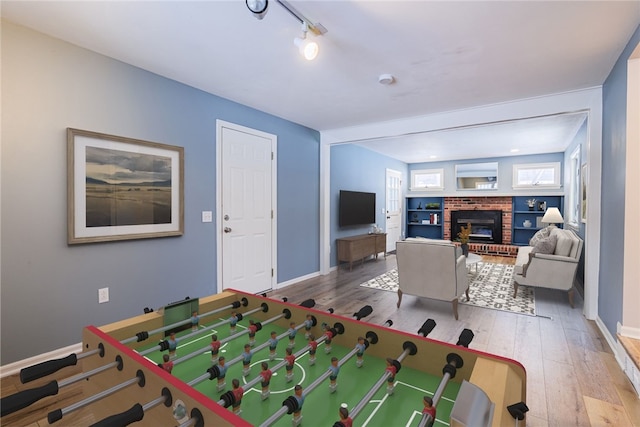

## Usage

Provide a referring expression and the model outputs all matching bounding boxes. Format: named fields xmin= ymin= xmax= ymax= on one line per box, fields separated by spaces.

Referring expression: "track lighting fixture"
xmin=247 ymin=0 xmax=326 ymax=60
xmin=246 ymin=0 xmax=268 ymax=20
xmin=293 ymin=22 xmax=319 ymax=61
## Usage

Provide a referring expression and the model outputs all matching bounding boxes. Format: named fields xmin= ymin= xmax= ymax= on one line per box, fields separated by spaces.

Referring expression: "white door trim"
xmin=216 ymin=120 xmax=278 ymax=293
xmin=385 ymin=168 xmax=403 ymax=251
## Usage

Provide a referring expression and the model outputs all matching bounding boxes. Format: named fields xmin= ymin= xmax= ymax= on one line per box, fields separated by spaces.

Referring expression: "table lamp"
xmin=542 ymin=207 xmax=564 ymax=227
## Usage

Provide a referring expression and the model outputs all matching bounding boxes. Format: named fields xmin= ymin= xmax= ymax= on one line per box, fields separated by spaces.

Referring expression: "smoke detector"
xmin=378 ymin=74 xmax=395 ymax=85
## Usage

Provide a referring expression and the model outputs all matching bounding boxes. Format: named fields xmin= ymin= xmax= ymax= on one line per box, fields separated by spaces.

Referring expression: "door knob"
xmin=224 ymin=227 xmax=232 ymax=233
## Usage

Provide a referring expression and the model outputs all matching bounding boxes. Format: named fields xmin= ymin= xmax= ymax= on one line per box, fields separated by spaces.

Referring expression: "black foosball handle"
xmin=89 ymin=403 xmax=144 ymax=427
xmin=20 ymin=353 xmax=77 ymax=383
xmin=0 ymin=380 xmax=59 ymax=417
xmin=353 ymin=305 xmax=373 ymax=320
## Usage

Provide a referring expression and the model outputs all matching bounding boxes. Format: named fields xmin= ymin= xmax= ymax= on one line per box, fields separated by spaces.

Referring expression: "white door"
xmin=386 ymin=169 xmax=402 ymax=252
xmin=218 ymin=122 xmax=275 ymax=294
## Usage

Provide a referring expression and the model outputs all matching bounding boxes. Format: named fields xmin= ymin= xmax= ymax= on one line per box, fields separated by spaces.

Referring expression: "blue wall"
xmin=330 ymin=144 xmax=408 ymax=266
xmin=599 ymin=24 xmax=640 ymax=337
xmin=1 ymin=21 xmax=319 ymax=364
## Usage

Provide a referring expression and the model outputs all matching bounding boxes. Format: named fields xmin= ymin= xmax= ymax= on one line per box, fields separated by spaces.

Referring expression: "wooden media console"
xmin=336 ymin=233 xmax=386 ymax=270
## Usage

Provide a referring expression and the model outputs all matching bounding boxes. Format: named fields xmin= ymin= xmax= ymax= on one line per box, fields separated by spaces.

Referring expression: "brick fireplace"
xmin=443 ymin=196 xmax=517 ymax=257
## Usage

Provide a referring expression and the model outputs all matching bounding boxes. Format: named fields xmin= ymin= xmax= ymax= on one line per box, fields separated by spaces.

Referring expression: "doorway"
xmin=216 ymin=120 xmax=277 ymax=295
xmin=385 ymin=169 xmax=402 ymax=252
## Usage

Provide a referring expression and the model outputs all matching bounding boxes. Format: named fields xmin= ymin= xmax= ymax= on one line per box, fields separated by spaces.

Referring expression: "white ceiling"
xmin=2 ymin=1 xmax=638 ymax=162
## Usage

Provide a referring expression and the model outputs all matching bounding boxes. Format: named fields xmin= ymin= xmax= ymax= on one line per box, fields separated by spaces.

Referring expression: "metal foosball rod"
xmin=88 ymin=387 xmax=173 ymax=427
xmin=417 ymin=353 xmax=464 ymax=427
xmin=348 ymin=341 xmax=418 ymax=420
xmin=17 ymin=343 xmax=106 ymax=385
xmin=216 ymin=318 xmax=344 ymax=395
xmin=169 ymin=303 xmax=278 ymax=366
xmin=18 ymin=299 xmax=249 ymax=384
xmin=186 ymin=322 xmax=344 ymax=389
xmin=120 ymin=298 xmax=249 ymax=345
xmin=47 ymin=370 xmax=146 ymax=424
xmin=416 ymin=328 xmax=474 ymax=427
xmin=139 ymin=303 xmax=269 ymax=357
xmin=0 ymin=356 xmax=123 ymax=417
xmin=259 ymin=320 xmax=393 ymax=427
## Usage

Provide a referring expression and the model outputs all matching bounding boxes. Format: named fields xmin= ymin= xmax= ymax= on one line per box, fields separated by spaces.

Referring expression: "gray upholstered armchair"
xmin=513 ymin=227 xmax=583 ymax=307
xmin=396 ymin=238 xmax=469 ymax=320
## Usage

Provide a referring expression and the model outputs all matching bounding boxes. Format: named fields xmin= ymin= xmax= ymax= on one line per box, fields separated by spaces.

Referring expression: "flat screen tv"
xmin=339 ymin=190 xmax=376 ymax=227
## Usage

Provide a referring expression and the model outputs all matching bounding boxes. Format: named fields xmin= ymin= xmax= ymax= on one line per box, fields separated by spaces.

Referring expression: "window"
xmin=410 ymin=168 xmax=444 ymax=191
xmin=512 ymin=162 xmax=561 ymax=189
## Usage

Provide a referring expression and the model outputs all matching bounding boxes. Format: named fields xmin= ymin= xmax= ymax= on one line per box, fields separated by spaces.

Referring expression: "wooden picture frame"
xmin=581 ymin=163 xmax=587 ymax=223
xmin=67 ymin=128 xmax=184 ymax=244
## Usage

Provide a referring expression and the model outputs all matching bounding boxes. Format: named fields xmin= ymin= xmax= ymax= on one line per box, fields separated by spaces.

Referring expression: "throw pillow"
xmin=523 ymin=234 xmax=557 ymax=277
xmin=531 ymin=233 xmax=557 ymax=255
xmin=529 ymin=226 xmax=552 ymax=246
xmin=554 ymin=233 xmax=573 ymax=257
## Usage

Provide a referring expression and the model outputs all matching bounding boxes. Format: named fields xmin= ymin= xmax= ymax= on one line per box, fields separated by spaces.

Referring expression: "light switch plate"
xmin=202 ymin=211 xmax=213 ymax=222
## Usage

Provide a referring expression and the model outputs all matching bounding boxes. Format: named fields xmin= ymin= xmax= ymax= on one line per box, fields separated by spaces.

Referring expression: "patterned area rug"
xmin=359 ymin=262 xmax=535 ymax=316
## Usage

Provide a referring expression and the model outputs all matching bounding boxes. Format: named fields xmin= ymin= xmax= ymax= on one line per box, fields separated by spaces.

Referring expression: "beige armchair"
xmin=513 ymin=228 xmax=583 ymax=307
xmin=396 ymin=238 xmax=469 ymax=320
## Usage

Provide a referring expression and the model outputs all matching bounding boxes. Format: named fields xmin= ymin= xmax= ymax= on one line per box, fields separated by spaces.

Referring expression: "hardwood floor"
xmin=2 ymin=254 xmax=638 ymax=426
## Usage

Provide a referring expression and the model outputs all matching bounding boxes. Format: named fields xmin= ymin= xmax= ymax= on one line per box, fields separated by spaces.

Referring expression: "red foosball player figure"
xmin=322 ymin=323 xmax=334 ymax=354
xmin=260 ymin=361 xmax=272 ymax=401
xmin=335 ymin=407 xmax=353 ymax=427
xmin=285 ymin=347 xmax=296 ymax=383
xmin=229 ymin=311 xmax=239 ymax=334
xmin=422 ymin=395 xmax=436 ymax=420
xmin=308 ymin=334 xmax=318 ymax=365
xmin=191 ymin=311 xmax=199 ymax=332
xmin=328 ymin=357 xmax=340 ymax=393
xmin=304 ymin=314 xmax=314 ymax=339
xmin=248 ymin=319 xmax=258 ymax=347
xmin=231 ymin=378 xmax=244 ymax=416
xmin=168 ymin=332 xmax=178 ymax=360
xmin=210 ymin=334 xmax=221 ymax=362
xmin=287 ymin=321 xmax=297 ymax=349
xmin=268 ymin=331 xmax=279 ymax=361
xmin=159 ymin=354 xmax=173 ymax=374
xmin=241 ymin=344 xmax=253 ymax=377
xmin=216 ymin=356 xmax=228 ymax=392
xmin=355 ymin=336 xmax=366 ymax=368
xmin=385 ymin=357 xmax=397 ymax=395
xmin=292 ymin=384 xmax=305 ymax=426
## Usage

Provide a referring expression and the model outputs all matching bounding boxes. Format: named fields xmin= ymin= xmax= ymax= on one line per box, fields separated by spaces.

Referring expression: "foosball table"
xmin=2 ymin=289 xmax=528 ymax=426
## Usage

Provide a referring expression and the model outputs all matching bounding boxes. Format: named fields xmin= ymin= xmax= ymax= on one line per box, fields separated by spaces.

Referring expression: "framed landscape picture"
xmin=67 ymin=128 xmax=184 ymax=244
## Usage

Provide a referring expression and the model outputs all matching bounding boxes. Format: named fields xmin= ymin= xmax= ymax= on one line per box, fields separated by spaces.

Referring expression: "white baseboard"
xmin=596 ymin=316 xmax=626 ymax=367
xmin=619 ymin=324 xmax=640 ymax=340
xmin=0 ymin=342 xmax=83 ymax=379
xmin=275 ymin=270 xmax=320 ymax=290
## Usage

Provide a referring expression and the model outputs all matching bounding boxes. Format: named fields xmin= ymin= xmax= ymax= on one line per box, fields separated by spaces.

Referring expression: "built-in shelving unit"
xmin=512 ymin=196 xmax=564 ymax=245
xmin=406 ymin=197 xmax=444 ymax=239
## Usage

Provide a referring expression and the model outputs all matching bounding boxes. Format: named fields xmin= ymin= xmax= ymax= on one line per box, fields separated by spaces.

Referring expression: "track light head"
xmin=294 ymin=37 xmax=318 ymax=61
xmin=246 ymin=0 xmax=268 ymax=20
xmin=294 ymin=22 xmax=319 ymax=60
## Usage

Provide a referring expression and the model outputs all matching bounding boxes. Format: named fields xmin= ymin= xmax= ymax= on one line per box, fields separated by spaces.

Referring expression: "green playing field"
xmin=139 ymin=316 xmax=460 ymax=426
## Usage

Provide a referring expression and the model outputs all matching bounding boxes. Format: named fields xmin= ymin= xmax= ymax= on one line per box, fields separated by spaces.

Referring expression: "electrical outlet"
xmin=98 ymin=287 xmax=109 ymax=304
